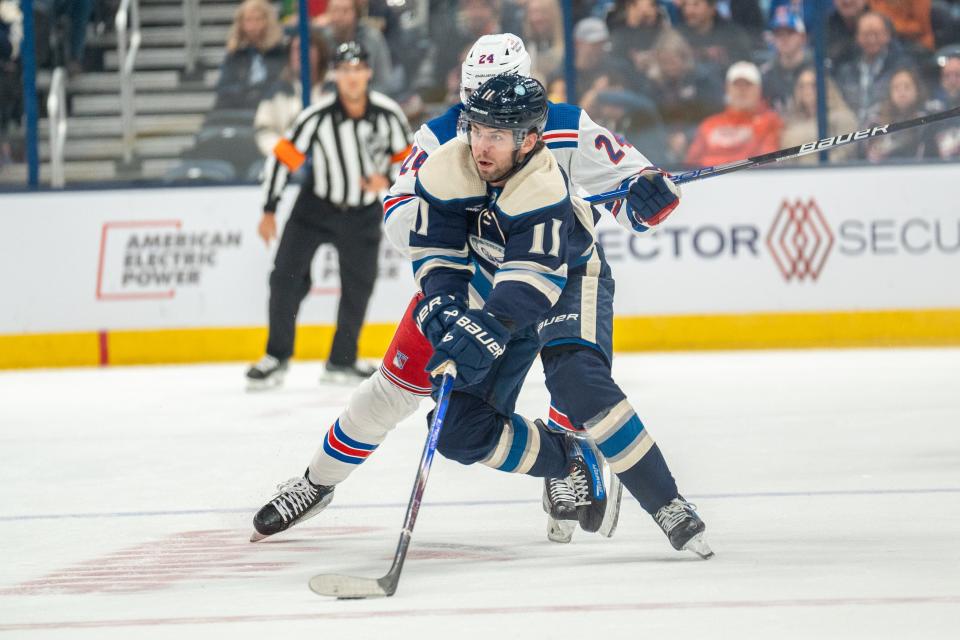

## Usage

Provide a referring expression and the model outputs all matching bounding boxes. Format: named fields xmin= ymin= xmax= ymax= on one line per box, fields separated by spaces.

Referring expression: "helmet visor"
xmin=457 ymin=112 xmax=528 ymax=150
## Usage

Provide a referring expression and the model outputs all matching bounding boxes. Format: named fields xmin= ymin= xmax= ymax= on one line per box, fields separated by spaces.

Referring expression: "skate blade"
xmin=319 ymin=371 xmax=365 ymax=386
xmin=547 ymin=517 xmax=575 ymax=543
xmin=598 ymin=475 xmax=623 ymax=538
xmin=246 ymin=375 xmax=285 ymax=392
xmin=250 ymin=530 xmax=269 ymax=542
xmin=683 ymin=533 xmax=715 ymax=559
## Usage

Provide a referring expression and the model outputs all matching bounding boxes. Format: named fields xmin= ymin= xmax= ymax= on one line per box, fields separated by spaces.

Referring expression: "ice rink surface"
xmin=1 ymin=348 xmax=958 ymax=639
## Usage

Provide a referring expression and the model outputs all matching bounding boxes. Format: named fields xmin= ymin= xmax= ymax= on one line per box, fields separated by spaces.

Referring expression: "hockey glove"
xmin=620 ymin=168 xmax=681 ymax=233
xmin=425 ymin=309 xmax=509 ymax=387
xmin=413 ymin=293 xmax=468 ymax=345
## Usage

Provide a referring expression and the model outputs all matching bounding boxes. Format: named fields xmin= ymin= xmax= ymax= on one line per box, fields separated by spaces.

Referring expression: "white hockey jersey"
xmin=382 ymin=102 xmax=654 ymax=255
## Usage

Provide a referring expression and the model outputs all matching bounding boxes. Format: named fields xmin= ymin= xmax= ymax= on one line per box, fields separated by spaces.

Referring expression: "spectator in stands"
xmin=33 ymin=0 xmax=93 ymax=73
xmin=864 ymin=67 xmax=929 ymax=161
xmin=254 ymin=28 xmax=331 ymax=157
xmin=546 ymin=74 xmax=568 ymax=102
xmin=925 ymin=49 xmax=960 ymax=159
xmin=365 ymin=0 xmax=429 ymax=97
xmin=781 ymin=67 xmax=859 ymax=165
xmin=761 ymin=9 xmax=812 ymax=115
xmin=523 ymin=0 xmax=565 ymax=83
xmin=930 ymin=1 xmax=960 ymax=49
xmin=429 ymin=0 xmax=509 ymax=99
xmin=718 ymin=0 xmax=765 ymax=47
xmin=322 ymin=0 xmax=398 ymax=96
xmin=833 ymin=11 xmax=913 ymax=125
xmin=0 ymin=0 xmax=21 ymax=166
xmin=215 ymin=0 xmax=288 ymax=111
xmin=767 ymin=0 xmax=829 ymax=32
xmin=428 ymin=0 xmax=502 ymax=101
xmin=645 ymin=29 xmax=725 ymax=163
xmin=869 ymin=0 xmax=934 ymax=52
xmin=685 ymin=60 xmax=783 ymax=166
xmin=592 ymin=88 xmax=670 ymax=164
xmin=828 ymin=0 xmax=868 ymax=64
xmin=580 ymin=66 xmax=633 ymax=114
xmin=675 ymin=0 xmax=753 ymax=70
xmin=280 ymin=0 xmax=327 ymax=24
xmin=573 ymin=17 xmax=631 ymax=100
xmin=607 ymin=0 xmax=672 ymax=79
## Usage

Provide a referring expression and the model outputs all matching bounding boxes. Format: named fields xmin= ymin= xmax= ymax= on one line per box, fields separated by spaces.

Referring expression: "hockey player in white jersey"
xmin=252 ymin=34 xmax=691 ymax=549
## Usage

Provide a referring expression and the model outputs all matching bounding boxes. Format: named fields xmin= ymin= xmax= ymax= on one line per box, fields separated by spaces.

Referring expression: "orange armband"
xmin=391 ymin=144 xmax=413 ymax=164
xmin=273 ymin=138 xmax=306 ymax=171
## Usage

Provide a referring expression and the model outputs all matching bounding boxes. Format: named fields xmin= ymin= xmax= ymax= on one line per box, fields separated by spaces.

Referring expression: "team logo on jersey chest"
xmin=468 ymin=235 xmax=505 ymax=266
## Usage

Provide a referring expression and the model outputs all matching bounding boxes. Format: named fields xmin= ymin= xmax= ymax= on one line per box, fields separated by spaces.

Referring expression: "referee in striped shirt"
xmin=247 ymin=41 xmax=413 ymax=389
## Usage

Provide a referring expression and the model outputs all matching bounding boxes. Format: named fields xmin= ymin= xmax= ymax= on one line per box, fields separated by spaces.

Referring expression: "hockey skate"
xmin=246 ymin=355 xmax=288 ymax=391
xmin=251 ymin=471 xmax=335 ymax=542
xmin=321 ymin=361 xmax=376 ymax=385
xmin=542 ymin=474 xmax=578 ymax=542
xmin=541 ymin=427 xmax=622 ymax=543
xmin=653 ymin=496 xmax=714 ymax=559
xmin=568 ymin=437 xmax=608 ymax=534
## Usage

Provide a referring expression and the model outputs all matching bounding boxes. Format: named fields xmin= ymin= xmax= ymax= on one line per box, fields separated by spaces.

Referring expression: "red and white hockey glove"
xmin=619 ymin=168 xmax=681 ymax=233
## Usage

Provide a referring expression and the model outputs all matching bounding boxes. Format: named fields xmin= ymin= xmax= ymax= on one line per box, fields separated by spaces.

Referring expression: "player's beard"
xmin=473 ymin=149 xmax=515 ymax=184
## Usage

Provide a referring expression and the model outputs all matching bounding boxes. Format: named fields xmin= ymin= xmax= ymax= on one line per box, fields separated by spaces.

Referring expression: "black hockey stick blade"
xmin=586 ymin=104 xmax=960 ymax=204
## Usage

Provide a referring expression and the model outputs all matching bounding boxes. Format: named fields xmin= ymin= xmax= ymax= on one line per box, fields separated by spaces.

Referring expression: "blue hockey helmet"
xmin=458 ymin=73 xmax=549 ymax=149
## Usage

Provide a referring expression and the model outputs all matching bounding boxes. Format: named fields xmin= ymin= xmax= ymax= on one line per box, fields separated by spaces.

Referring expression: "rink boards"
xmin=1 ymin=164 xmax=958 ymax=367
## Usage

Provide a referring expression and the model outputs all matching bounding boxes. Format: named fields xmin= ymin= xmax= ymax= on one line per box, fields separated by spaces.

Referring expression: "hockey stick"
xmin=585 ymin=104 xmax=960 ymax=204
xmin=308 ymin=361 xmax=457 ymax=599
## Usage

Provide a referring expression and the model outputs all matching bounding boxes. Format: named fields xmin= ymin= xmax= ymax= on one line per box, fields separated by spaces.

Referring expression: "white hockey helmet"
xmin=460 ymin=33 xmax=532 ymax=104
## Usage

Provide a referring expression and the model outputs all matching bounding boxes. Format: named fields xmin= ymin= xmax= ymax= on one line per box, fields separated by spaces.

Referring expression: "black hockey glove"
xmin=425 ymin=309 xmax=509 ymax=387
xmin=413 ymin=293 xmax=468 ymax=346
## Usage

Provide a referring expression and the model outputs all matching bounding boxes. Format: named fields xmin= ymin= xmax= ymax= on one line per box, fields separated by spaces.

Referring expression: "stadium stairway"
xmin=2 ymin=0 xmax=238 ymax=186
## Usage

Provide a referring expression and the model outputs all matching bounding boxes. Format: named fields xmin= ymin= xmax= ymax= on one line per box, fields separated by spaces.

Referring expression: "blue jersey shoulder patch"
xmin=426 ymin=104 xmax=464 ymax=146
xmin=545 ymin=102 xmax=582 ymax=134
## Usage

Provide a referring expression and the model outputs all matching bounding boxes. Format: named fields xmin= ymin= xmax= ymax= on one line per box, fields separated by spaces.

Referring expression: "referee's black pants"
xmin=266 ymin=188 xmax=381 ymax=366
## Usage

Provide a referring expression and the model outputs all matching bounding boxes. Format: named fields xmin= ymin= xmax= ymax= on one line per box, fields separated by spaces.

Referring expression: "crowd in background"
xmin=236 ymin=0 xmax=960 ymax=168
xmin=3 ymin=0 xmax=960 ymax=175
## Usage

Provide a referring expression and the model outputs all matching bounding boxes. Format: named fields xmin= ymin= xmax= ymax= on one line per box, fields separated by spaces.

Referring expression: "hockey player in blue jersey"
xmin=252 ymin=34 xmax=705 ymax=554
xmin=410 ymin=73 xmax=712 ymax=559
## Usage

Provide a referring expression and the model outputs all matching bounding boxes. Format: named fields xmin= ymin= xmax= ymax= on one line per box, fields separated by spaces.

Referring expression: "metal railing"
xmin=46 ymin=67 xmax=68 ymax=188
xmin=183 ymin=0 xmax=202 ymax=74
xmin=116 ymin=0 xmax=142 ymax=164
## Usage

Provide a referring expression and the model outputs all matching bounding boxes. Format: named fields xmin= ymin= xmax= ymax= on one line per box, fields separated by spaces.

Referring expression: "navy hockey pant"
xmin=435 ymin=343 xmax=679 ymax=514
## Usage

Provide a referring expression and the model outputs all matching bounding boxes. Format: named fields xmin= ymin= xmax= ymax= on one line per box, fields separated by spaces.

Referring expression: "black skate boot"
xmin=251 ymin=470 xmax=334 ymax=542
xmin=542 ymin=475 xmax=578 ymax=521
xmin=246 ymin=355 xmax=288 ymax=391
xmin=653 ymin=496 xmax=714 ymax=559
xmin=567 ymin=438 xmax=607 ymax=534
